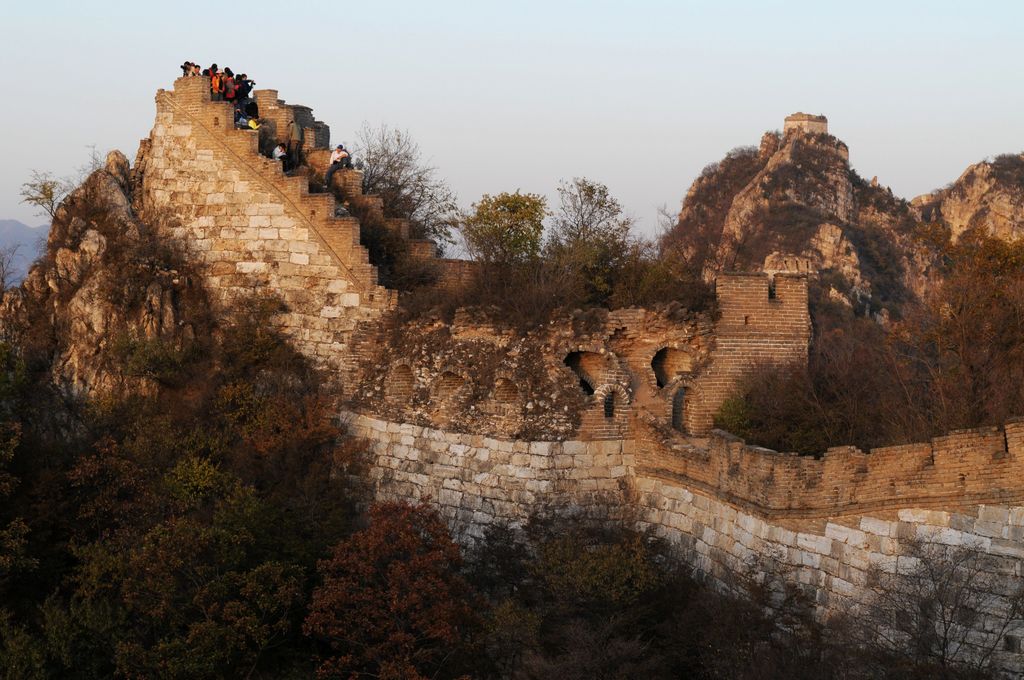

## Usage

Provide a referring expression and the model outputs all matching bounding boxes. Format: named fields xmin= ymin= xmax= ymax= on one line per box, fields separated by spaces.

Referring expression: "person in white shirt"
xmin=273 ymin=143 xmax=288 ymax=170
xmin=323 ymin=144 xmax=352 ymax=190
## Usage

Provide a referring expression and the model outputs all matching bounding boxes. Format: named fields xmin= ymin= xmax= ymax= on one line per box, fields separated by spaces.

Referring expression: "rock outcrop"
xmin=913 ymin=153 xmax=1024 ymax=242
xmin=668 ymin=117 xmax=941 ymax=315
xmin=0 ymin=151 xmax=204 ymax=400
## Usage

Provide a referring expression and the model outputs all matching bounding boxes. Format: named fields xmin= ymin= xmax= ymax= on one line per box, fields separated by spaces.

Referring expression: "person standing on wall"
xmin=222 ymin=68 xmax=237 ymax=105
xmin=209 ymin=64 xmax=222 ymax=101
xmin=288 ymin=118 xmax=304 ymax=172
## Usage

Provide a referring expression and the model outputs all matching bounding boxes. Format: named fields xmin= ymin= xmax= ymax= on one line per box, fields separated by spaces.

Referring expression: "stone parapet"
xmin=637 ymin=417 xmax=1024 ymax=518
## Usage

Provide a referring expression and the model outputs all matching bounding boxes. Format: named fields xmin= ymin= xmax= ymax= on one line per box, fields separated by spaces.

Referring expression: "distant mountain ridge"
xmin=0 ymin=219 xmax=48 ymax=284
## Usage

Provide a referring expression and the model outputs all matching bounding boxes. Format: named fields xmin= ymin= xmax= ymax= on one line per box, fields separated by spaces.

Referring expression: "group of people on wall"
xmin=177 ymin=61 xmax=354 ymax=182
xmin=179 ymin=61 xmax=259 ymax=129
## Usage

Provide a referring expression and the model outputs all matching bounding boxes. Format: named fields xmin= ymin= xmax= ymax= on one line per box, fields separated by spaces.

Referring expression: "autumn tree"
xmin=461 ymin=191 xmax=547 ymax=265
xmin=901 ymin=230 xmax=1024 ymax=432
xmin=355 ymin=124 xmax=459 ymax=246
xmin=305 ymin=502 xmax=478 ymax=680
xmin=545 ymin=177 xmax=634 ymax=306
xmin=19 ymin=171 xmax=73 ymax=221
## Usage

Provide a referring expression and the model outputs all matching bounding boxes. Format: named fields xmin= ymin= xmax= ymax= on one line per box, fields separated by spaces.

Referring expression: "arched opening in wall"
xmin=434 ymin=372 xmax=465 ymax=400
xmin=604 ymin=391 xmax=616 ymax=418
xmin=672 ymin=388 xmax=686 ymax=432
xmin=493 ymin=377 xmax=518 ymax=403
xmin=563 ymin=351 xmax=596 ymax=395
xmin=387 ymin=364 xmax=415 ymax=401
xmin=651 ymin=348 xmax=694 ymax=388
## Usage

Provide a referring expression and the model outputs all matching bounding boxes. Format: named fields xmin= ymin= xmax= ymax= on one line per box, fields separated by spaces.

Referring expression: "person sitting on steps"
xmin=323 ymin=144 xmax=352 ymax=190
xmin=273 ymin=143 xmax=288 ymax=171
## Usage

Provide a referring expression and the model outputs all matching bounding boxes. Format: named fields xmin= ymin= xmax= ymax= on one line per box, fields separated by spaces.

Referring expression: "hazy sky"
xmin=1 ymin=0 xmax=1021 ymax=234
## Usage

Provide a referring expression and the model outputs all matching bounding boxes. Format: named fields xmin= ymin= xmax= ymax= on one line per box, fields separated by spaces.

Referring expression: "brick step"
xmin=349 ymin=196 xmax=384 ymax=222
xmin=384 ymin=217 xmax=410 ymax=240
xmin=320 ymin=232 xmax=370 ymax=263
xmin=302 ymin=193 xmax=336 ymax=221
xmin=223 ymin=130 xmax=259 ymax=155
xmin=336 ymin=169 xmax=365 ymax=198
xmin=408 ymin=239 xmax=438 ymax=260
xmin=324 ymin=217 xmax=363 ymax=246
xmin=170 ymin=81 xmax=389 ymax=295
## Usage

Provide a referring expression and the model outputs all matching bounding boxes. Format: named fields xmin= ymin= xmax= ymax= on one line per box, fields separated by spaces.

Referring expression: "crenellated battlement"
xmin=638 ymin=415 xmax=1024 ymax=518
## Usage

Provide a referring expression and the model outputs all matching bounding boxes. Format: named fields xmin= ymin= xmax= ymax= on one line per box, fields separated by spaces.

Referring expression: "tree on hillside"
xmin=461 ymin=191 xmax=547 ymax=265
xmin=0 ymin=245 xmax=21 ymax=291
xmin=354 ymin=124 xmax=459 ymax=248
xmin=545 ymin=178 xmax=633 ymax=306
xmin=900 ymin=230 xmax=1024 ymax=432
xmin=304 ymin=502 xmax=479 ymax=680
xmin=19 ymin=171 xmax=73 ymax=221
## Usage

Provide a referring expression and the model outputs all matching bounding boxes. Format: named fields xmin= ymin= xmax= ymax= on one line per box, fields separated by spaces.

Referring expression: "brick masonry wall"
xmin=342 ymin=411 xmax=634 ymax=541
xmin=638 ymin=417 xmax=1024 ymax=518
xmin=689 ymin=272 xmax=810 ymax=432
xmin=138 ymin=77 xmax=394 ymax=389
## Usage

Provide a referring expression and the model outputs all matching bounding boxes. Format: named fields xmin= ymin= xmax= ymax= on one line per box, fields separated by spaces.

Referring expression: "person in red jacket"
xmin=222 ymin=68 xmax=237 ymax=104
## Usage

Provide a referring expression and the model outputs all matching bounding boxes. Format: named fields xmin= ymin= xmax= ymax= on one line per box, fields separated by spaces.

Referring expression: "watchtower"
xmin=784 ymin=112 xmax=828 ymax=136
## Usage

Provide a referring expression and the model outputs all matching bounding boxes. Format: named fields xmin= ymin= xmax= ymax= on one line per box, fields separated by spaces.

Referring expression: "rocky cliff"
xmin=913 ymin=153 xmax=1024 ymax=242
xmin=0 ymin=151 xmax=207 ymax=401
xmin=667 ymin=123 xmax=1024 ymax=318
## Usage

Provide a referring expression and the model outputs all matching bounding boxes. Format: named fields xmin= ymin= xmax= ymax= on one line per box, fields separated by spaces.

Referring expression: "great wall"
xmin=136 ymin=78 xmax=1023 ymax=672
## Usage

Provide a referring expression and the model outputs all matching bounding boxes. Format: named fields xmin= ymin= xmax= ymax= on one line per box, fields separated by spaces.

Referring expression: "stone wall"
xmin=346 ymin=407 xmax=1024 ymax=675
xmin=138 ymin=76 xmax=394 ymax=389
xmin=638 ymin=416 xmax=1024 ymax=518
xmin=342 ymin=411 xmax=634 ymax=541
xmin=633 ymin=476 xmax=1024 ymax=676
xmin=688 ymin=273 xmax=810 ymax=432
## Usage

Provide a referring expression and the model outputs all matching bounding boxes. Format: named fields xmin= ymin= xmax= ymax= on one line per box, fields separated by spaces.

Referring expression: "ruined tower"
xmin=783 ymin=112 xmax=828 ymax=135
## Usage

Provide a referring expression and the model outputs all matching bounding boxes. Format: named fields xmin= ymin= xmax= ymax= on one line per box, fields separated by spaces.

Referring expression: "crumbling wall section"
xmin=348 ymin=307 xmax=712 ymax=441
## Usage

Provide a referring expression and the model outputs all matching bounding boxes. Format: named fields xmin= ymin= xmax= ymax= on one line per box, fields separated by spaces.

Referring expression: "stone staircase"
xmin=315 ymin=163 xmax=441 ymax=264
xmin=161 ymin=77 xmax=395 ymax=305
xmin=250 ymin=84 xmax=444 ymax=267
